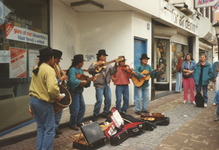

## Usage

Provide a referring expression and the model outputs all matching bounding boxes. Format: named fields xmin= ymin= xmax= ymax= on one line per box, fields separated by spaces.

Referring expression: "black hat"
xmin=71 ymin=54 xmax=85 ymax=62
xmin=119 ymin=56 xmax=126 ymax=62
xmin=140 ymin=54 xmax=150 ymax=60
xmin=96 ymin=49 xmax=108 ymax=56
xmin=37 ymin=47 xmax=54 ymax=57
xmin=53 ymin=49 xmax=63 ymax=60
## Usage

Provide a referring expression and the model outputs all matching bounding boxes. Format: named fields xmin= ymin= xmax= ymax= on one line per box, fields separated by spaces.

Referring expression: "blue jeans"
xmin=94 ymin=83 xmax=111 ymax=116
xmin=196 ymin=80 xmax=208 ymax=103
xmin=30 ymin=97 xmax=55 ymax=150
xmin=69 ymin=93 xmax=85 ymax=127
xmin=134 ymin=86 xmax=149 ymax=112
xmin=175 ymin=72 xmax=182 ymax=92
xmin=55 ymin=110 xmax=63 ymax=130
xmin=217 ymin=104 xmax=219 ymax=119
xmin=116 ymin=85 xmax=129 ymax=112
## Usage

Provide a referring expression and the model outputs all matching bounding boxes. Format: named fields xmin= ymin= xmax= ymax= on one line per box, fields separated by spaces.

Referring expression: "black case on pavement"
xmin=195 ymin=92 xmax=205 ymax=107
xmin=73 ymin=122 xmax=106 ymax=150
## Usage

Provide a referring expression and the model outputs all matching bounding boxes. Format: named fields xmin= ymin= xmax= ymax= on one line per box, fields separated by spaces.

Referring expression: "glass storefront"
xmin=154 ymin=38 xmax=170 ymax=83
xmin=171 ymin=43 xmax=188 ymax=82
xmin=0 ymin=0 xmax=49 ymax=100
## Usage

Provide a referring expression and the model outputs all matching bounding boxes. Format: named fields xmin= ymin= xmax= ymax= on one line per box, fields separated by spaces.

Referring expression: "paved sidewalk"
xmin=1 ymin=91 xmax=218 ymax=150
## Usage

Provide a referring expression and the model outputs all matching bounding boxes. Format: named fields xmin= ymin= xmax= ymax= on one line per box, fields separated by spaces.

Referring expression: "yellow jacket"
xmin=29 ymin=63 xmax=60 ymax=103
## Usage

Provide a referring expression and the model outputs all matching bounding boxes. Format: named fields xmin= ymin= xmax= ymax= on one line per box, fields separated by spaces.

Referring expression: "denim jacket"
xmin=182 ymin=60 xmax=196 ymax=78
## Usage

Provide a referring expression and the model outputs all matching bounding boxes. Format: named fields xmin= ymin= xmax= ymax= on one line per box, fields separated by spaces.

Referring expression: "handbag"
xmin=183 ymin=74 xmax=190 ymax=79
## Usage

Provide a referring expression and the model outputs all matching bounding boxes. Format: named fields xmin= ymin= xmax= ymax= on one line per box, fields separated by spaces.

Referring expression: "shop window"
xmin=154 ymin=38 xmax=170 ymax=83
xmin=171 ymin=43 xmax=188 ymax=82
xmin=0 ymin=0 xmax=49 ymax=100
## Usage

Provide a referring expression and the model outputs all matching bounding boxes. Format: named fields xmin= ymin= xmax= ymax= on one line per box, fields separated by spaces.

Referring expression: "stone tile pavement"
xmin=1 ymin=91 xmax=218 ymax=150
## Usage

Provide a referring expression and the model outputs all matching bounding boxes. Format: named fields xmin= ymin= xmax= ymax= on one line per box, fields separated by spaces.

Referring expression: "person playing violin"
xmin=88 ymin=49 xmax=118 ymax=121
xmin=111 ymin=56 xmax=134 ymax=113
xmin=134 ymin=54 xmax=161 ymax=115
xmin=66 ymin=54 xmax=95 ymax=131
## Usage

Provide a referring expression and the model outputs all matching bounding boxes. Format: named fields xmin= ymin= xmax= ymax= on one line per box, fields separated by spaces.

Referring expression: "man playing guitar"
xmin=134 ymin=54 xmax=161 ymax=115
xmin=88 ymin=49 xmax=118 ymax=121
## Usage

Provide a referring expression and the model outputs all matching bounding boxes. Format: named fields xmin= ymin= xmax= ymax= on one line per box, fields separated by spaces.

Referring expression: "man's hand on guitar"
xmin=95 ymin=61 xmax=103 ymax=66
xmin=92 ymin=77 xmax=97 ymax=81
xmin=114 ymin=59 xmax=118 ymax=65
xmin=157 ymin=68 xmax=162 ymax=73
xmin=142 ymin=75 xmax=147 ymax=80
xmin=79 ymin=80 xmax=88 ymax=87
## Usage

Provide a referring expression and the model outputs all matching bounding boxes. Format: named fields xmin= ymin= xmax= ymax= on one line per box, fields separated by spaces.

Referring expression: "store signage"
xmin=9 ymin=47 xmax=27 ymax=78
xmin=195 ymin=0 xmax=217 ymax=8
xmin=5 ymin=24 xmax=48 ymax=46
xmin=161 ymin=2 xmax=198 ymax=35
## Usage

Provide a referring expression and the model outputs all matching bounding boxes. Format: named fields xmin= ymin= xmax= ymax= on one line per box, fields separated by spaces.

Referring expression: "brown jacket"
xmin=176 ymin=57 xmax=183 ymax=73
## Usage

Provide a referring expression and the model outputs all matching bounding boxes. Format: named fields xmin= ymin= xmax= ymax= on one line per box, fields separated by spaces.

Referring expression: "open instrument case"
xmin=138 ymin=113 xmax=170 ymax=126
xmin=72 ymin=122 xmax=106 ymax=150
xmin=104 ymin=108 xmax=156 ymax=146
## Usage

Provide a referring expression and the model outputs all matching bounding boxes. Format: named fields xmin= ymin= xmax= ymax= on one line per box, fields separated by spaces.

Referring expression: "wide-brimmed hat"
xmin=118 ymin=56 xmax=126 ymax=62
xmin=53 ymin=49 xmax=63 ymax=60
xmin=96 ymin=49 xmax=108 ymax=56
xmin=140 ymin=54 xmax=150 ymax=60
xmin=37 ymin=47 xmax=54 ymax=57
xmin=71 ymin=54 xmax=85 ymax=62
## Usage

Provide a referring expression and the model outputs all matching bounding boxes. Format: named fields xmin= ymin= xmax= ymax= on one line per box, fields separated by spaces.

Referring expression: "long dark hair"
xmin=66 ymin=60 xmax=80 ymax=75
xmin=185 ymin=53 xmax=194 ymax=61
xmin=32 ymin=54 xmax=53 ymax=75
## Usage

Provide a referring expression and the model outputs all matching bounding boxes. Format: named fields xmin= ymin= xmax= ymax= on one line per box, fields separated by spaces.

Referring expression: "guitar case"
xmin=140 ymin=113 xmax=170 ymax=126
xmin=73 ymin=122 xmax=106 ymax=150
xmin=104 ymin=108 xmax=156 ymax=146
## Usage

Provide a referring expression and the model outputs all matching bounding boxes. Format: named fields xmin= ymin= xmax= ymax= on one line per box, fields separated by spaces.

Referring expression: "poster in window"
xmin=29 ymin=50 xmax=39 ymax=77
xmin=9 ymin=47 xmax=27 ymax=78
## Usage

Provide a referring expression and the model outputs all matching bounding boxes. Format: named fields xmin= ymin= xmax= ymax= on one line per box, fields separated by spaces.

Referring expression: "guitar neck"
xmin=103 ymin=60 xmax=115 ymax=66
xmin=144 ymin=69 xmax=158 ymax=76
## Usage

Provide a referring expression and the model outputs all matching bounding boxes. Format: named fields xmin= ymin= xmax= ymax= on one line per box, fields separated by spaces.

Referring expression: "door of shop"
xmin=134 ymin=37 xmax=147 ymax=100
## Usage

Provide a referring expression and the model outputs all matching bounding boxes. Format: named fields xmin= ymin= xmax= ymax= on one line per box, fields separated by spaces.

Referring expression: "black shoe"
xmin=101 ymin=111 xmax=112 ymax=118
xmin=55 ymin=134 xmax=59 ymax=138
xmin=56 ymin=129 xmax=62 ymax=135
xmin=92 ymin=115 xmax=98 ymax=122
xmin=135 ymin=111 xmax=141 ymax=115
xmin=142 ymin=110 xmax=150 ymax=113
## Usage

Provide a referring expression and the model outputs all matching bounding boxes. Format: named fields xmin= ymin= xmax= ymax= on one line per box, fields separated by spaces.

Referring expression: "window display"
xmin=171 ymin=43 xmax=188 ymax=82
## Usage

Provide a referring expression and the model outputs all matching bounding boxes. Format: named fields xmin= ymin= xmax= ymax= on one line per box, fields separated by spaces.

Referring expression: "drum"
xmin=53 ymin=84 xmax=72 ymax=114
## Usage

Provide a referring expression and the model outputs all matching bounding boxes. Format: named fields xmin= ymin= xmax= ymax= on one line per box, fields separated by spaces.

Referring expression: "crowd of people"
xmin=29 ymin=47 xmax=219 ymax=150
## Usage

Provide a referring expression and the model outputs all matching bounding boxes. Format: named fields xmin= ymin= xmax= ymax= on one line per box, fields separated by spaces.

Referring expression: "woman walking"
xmin=182 ymin=53 xmax=196 ymax=104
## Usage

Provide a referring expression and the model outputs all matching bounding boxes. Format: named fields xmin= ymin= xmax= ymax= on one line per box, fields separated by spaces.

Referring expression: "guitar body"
xmin=132 ymin=70 xmax=151 ymax=87
xmin=93 ymin=62 xmax=107 ymax=73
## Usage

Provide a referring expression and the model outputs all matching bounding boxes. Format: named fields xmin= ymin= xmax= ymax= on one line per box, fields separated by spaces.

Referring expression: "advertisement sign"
xmin=0 ymin=1 xmax=11 ymax=24
xmin=212 ymin=0 xmax=219 ymax=10
xmin=28 ymin=50 xmax=39 ymax=77
xmin=9 ymin=47 xmax=27 ymax=78
xmin=195 ymin=0 xmax=217 ymax=8
xmin=6 ymin=23 xmax=48 ymax=46
xmin=0 ymin=50 xmax=10 ymax=63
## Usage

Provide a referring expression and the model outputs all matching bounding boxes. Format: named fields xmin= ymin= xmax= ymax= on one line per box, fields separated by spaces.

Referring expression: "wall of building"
xmin=77 ymin=11 xmax=133 ymax=105
xmin=50 ymin=0 xmax=79 ymax=70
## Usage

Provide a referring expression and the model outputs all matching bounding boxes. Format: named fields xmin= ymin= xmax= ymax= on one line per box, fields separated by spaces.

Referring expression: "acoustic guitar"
xmin=76 ymin=73 xmax=101 ymax=81
xmin=93 ymin=57 xmax=124 ymax=73
xmin=132 ymin=64 xmax=166 ymax=87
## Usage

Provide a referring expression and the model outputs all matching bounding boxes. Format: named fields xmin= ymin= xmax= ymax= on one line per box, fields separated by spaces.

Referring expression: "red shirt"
xmin=111 ymin=66 xmax=133 ymax=85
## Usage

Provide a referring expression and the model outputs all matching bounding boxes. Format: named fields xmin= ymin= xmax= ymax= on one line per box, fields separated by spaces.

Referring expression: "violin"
xmin=122 ymin=65 xmax=138 ymax=76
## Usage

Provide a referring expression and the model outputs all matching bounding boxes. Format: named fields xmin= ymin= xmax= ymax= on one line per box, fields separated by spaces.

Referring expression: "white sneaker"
xmin=183 ymin=100 xmax=187 ymax=104
xmin=204 ymin=103 xmax=207 ymax=108
xmin=192 ymin=101 xmax=196 ymax=105
xmin=213 ymin=103 xmax=216 ymax=106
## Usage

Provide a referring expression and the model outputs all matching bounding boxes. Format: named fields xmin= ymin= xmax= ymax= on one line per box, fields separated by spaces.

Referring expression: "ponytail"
xmin=32 ymin=54 xmax=53 ymax=75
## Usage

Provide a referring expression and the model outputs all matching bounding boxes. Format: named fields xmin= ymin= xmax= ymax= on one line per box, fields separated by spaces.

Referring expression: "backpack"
xmin=195 ymin=92 xmax=204 ymax=107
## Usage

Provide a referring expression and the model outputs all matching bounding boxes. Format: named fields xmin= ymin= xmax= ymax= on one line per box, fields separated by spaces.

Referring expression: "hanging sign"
xmin=5 ymin=23 xmax=48 ymax=46
xmin=195 ymin=0 xmax=218 ymax=8
xmin=9 ymin=47 xmax=27 ymax=78
xmin=212 ymin=0 xmax=219 ymax=11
